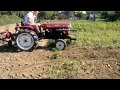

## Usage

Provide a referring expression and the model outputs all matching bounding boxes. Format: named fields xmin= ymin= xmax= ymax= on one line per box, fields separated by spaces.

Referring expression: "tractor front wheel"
xmin=55 ymin=39 xmax=67 ymax=50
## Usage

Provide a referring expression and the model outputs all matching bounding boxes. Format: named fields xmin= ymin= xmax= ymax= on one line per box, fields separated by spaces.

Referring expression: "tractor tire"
xmin=55 ymin=39 xmax=67 ymax=50
xmin=15 ymin=29 xmax=38 ymax=52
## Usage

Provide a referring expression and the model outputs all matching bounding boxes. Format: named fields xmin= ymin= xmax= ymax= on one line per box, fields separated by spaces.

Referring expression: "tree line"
xmin=0 ymin=11 xmax=120 ymax=22
xmin=101 ymin=11 xmax=120 ymax=21
xmin=0 ymin=11 xmax=29 ymax=18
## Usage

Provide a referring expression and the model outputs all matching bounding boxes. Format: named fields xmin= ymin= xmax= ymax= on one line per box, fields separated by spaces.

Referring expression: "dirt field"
xmin=0 ymin=24 xmax=120 ymax=79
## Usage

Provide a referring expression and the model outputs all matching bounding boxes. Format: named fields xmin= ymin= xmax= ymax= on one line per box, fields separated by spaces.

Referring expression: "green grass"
xmin=70 ymin=20 xmax=120 ymax=49
xmin=46 ymin=58 xmax=81 ymax=79
xmin=0 ymin=15 xmax=21 ymax=26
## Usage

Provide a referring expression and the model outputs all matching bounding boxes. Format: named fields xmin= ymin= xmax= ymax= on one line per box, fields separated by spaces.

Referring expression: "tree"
xmin=38 ymin=11 xmax=57 ymax=20
xmin=0 ymin=11 xmax=28 ymax=19
xmin=68 ymin=11 xmax=75 ymax=17
xmin=100 ymin=11 xmax=120 ymax=21
xmin=75 ymin=12 xmax=84 ymax=19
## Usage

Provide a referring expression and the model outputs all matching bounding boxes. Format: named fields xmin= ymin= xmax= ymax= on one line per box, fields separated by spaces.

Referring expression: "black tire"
xmin=55 ymin=39 xmax=67 ymax=50
xmin=15 ymin=29 xmax=38 ymax=52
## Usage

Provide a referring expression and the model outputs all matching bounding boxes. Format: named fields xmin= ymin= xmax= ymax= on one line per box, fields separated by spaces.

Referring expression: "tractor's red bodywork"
xmin=15 ymin=21 xmax=71 ymax=33
xmin=15 ymin=26 xmax=34 ymax=30
xmin=40 ymin=22 xmax=71 ymax=37
xmin=40 ymin=22 xmax=71 ymax=29
xmin=16 ymin=21 xmax=70 ymax=29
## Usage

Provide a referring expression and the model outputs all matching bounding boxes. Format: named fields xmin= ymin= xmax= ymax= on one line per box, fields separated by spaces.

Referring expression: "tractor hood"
xmin=40 ymin=21 xmax=71 ymax=29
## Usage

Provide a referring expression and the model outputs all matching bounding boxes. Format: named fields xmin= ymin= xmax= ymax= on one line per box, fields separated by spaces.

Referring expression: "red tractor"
xmin=0 ymin=21 xmax=76 ymax=51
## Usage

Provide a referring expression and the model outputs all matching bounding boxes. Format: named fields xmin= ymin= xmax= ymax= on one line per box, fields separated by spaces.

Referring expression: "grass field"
xmin=71 ymin=20 xmax=120 ymax=49
xmin=0 ymin=15 xmax=21 ymax=26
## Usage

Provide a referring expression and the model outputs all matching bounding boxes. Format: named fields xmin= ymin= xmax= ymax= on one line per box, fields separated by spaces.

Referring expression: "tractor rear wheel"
xmin=15 ymin=29 xmax=38 ymax=51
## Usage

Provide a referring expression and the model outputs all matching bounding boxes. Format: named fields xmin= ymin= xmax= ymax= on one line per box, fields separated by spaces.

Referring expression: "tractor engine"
xmin=39 ymin=21 xmax=72 ymax=40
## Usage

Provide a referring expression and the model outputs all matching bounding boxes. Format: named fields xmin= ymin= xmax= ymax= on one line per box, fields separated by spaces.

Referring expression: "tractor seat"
xmin=15 ymin=22 xmax=40 ymax=33
xmin=20 ymin=21 xmax=38 ymax=29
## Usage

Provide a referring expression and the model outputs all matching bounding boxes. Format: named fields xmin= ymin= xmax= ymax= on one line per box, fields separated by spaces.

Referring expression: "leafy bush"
xmin=101 ymin=11 xmax=120 ymax=22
